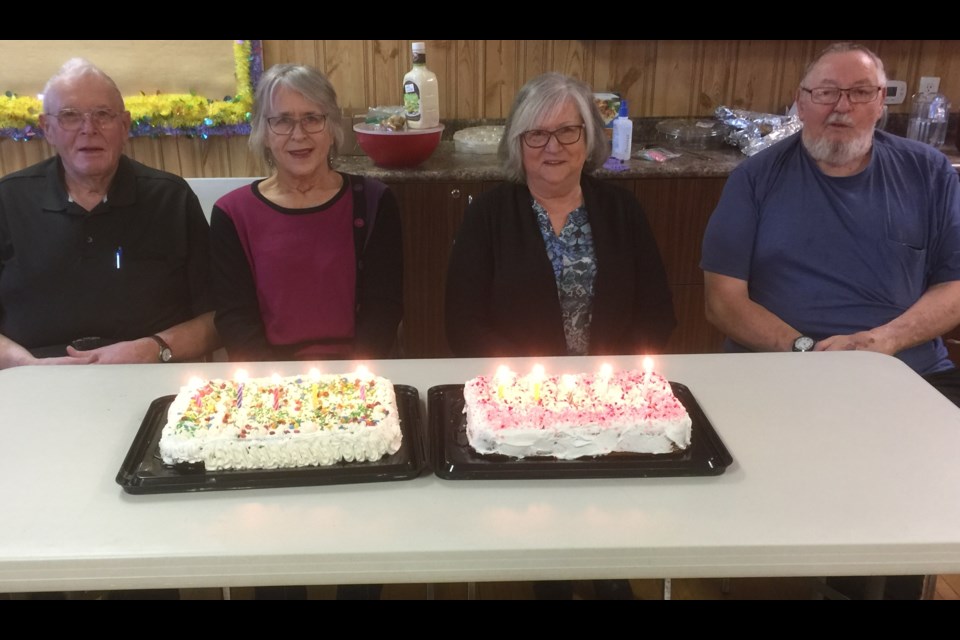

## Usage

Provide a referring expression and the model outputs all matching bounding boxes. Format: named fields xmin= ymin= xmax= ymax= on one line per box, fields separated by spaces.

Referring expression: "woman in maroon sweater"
xmin=210 ymin=64 xmax=402 ymax=362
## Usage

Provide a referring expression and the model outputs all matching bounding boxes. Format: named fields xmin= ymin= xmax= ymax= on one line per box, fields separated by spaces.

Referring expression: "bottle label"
xmin=403 ymin=81 xmax=421 ymax=122
xmin=412 ymin=51 xmax=426 ymax=65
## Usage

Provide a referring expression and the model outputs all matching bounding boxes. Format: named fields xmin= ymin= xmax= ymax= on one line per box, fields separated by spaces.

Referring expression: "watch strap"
xmin=148 ymin=334 xmax=172 ymax=362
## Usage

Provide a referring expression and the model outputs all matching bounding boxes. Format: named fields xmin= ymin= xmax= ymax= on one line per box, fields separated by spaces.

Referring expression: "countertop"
xmin=333 ymin=118 xmax=960 ymax=183
xmin=3 ymin=352 xmax=960 ymax=591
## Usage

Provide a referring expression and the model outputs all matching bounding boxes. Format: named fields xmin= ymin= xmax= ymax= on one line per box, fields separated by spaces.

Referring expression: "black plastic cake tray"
xmin=116 ymin=384 xmax=426 ymax=494
xmin=427 ymin=382 xmax=732 ymax=480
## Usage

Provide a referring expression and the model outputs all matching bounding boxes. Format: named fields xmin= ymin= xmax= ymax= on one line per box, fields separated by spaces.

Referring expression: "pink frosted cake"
xmin=462 ymin=366 xmax=692 ymax=460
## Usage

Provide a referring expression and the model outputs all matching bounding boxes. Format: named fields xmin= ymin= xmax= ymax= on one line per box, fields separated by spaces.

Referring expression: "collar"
xmin=39 ymin=155 xmax=137 ymax=212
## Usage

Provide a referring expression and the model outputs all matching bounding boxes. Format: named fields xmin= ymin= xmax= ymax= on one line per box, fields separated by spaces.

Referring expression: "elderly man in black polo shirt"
xmin=0 ymin=58 xmax=217 ymax=367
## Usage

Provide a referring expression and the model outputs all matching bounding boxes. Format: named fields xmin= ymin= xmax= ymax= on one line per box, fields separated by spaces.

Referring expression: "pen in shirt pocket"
xmin=115 ymin=246 xmax=122 ymax=270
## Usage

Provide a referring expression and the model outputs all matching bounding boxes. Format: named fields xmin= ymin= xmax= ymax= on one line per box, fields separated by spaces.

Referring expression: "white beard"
xmin=802 ymin=114 xmax=875 ymax=167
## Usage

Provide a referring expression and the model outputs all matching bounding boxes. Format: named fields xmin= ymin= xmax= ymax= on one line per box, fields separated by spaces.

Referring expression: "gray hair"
xmin=801 ymin=42 xmax=887 ymax=88
xmin=498 ymin=72 xmax=608 ymax=183
xmin=42 ymin=58 xmax=124 ymax=112
xmin=249 ymin=64 xmax=344 ymax=168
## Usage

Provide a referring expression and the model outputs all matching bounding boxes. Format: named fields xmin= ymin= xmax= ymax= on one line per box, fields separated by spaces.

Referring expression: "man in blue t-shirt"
xmin=701 ymin=42 xmax=960 ymax=407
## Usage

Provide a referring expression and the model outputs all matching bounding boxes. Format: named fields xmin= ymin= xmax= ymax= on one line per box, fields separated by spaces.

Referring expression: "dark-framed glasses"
xmin=521 ymin=124 xmax=585 ymax=148
xmin=800 ymin=86 xmax=883 ymax=105
xmin=266 ymin=114 xmax=327 ymax=135
xmin=46 ymin=108 xmax=120 ymax=130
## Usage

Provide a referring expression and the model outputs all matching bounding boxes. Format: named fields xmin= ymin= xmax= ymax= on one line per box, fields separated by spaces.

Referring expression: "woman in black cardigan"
xmin=444 ymin=72 xmax=676 ymax=601
xmin=445 ymin=72 xmax=675 ymax=359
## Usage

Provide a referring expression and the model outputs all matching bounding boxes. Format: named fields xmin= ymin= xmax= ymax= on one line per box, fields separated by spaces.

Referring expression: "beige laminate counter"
xmin=333 ymin=141 xmax=960 ymax=183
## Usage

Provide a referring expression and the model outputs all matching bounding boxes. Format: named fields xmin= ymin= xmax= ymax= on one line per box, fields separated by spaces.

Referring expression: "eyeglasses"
xmin=800 ymin=86 xmax=883 ymax=105
xmin=45 ymin=108 xmax=120 ymax=131
xmin=520 ymin=124 xmax=585 ymax=148
xmin=266 ymin=114 xmax=327 ymax=135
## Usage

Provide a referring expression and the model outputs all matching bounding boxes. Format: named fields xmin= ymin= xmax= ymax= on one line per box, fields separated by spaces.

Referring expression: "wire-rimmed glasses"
xmin=800 ymin=86 xmax=883 ymax=105
xmin=45 ymin=108 xmax=121 ymax=131
xmin=266 ymin=114 xmax=327 ymax=135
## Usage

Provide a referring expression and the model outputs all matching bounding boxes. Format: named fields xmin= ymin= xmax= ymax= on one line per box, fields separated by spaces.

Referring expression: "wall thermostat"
xmin=885 ymin=80 xmax=907 ymax=105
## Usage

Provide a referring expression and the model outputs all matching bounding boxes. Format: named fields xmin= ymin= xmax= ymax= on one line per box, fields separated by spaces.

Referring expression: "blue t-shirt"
xmin=701 ymin=130 xmax=960 ymax=375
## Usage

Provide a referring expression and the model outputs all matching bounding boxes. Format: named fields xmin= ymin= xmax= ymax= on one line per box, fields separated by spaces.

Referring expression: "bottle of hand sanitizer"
xmin=611 ymin=99 xmax=633 ymax=161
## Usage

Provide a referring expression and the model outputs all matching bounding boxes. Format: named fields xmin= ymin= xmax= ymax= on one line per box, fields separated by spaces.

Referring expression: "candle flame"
xmin=271 ymin=373 xmax=281 ymax=385
xmin=188 ymin=376 xmax=204 ymax=389
xmin=561 ymin=374 xmax=577 ymax=391
xmin=599 ymin=363 xmax=613 ymax=378
xmin=531 ymin=363 xmax=545 ymax=380
xmin=355 ymin=364 xmax=372 ymax=379
xmin=495 ymin=365 xmax=511 ymax=382
xmin=235 ymin=369 xmax=249 ymax=382
xmin=643 ymin=356 xmax=654 ymax=374
xmin=309 ymin=367 xmax=321 ymax=381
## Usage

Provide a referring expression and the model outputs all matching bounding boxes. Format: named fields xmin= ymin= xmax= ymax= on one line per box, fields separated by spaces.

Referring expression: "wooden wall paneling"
xmin=323 ymin=40 xmax=368 ymax=112
xmin=483 ymin=41 xmax=521 ymax=119
xmin=914 ymin=40 xmax=960 ymax=108
xmin=366 ymin=40 xmax=402 ymax=111
xmin=427 ymin=40 xmax=456 ymax=121
xmin=650 ymin=40 xmax=698 ymax=116
xmin=592 ymin=40 xmax=657 ymax=117
xmin=552 ymin=40 xmax=590 ymax=83
xmin=521 ymin=40 xmax=550 ymax=88
xmin=265 ymin=40 xmax=321 ymax=69
xmin=454 ymin=40 xmax=483 ymax=119
xmin=729 ymin=40 xmax=791 ymax=114
xmin=699 ymin=41 xmax=738 ymax=115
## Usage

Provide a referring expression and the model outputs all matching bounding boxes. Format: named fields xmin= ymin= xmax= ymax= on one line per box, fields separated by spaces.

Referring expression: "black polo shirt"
xmin=0 ymin=155 xmax=213 ymax=354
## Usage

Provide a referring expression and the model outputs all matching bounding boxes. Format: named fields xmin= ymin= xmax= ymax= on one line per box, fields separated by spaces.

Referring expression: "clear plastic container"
xmin=906 ymin=92 xmax=950 ymax=148
xmin=453 ymin=125 xmax=505 ymax=154
xmin=656 ymin=118 xmax=728 ymax=149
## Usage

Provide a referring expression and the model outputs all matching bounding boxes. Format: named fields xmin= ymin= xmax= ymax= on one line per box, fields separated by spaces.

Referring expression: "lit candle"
xmin=235 ymin=369 xmax=248 ymax=408
xmin=597 ymin=363 xmax=613 ymax=397
xmin=309 ymin=368 xmax=321 ymax=411
xmin=642 ymin=356 xmax=654 ymax=392
xmin=561 ymin=374 xmax=577 ymax=403
xmin=189 ymin=376 xmax=204 ymax=408
xmin=494 ymin=365 xmax=511 ymax=400
xmin=530 ymin=364 xmax=545 ymax=402
xmin=355 ymin=365 xmax=371 ymax=402
xmin=271 ymin=373 xmax=281 ymax=410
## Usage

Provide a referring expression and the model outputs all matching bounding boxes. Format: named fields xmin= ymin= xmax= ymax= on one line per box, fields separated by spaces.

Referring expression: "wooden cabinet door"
xmin=389 ymin=180 xmax=491 ymax=358
xmin=635 ymin=177 xmax=727 ymax=354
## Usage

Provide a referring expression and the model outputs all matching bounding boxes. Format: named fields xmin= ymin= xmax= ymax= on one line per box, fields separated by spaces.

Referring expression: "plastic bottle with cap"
xmin=402 ymin=42 xmax=440 ymax=130
xmin=611 ymin=99 xmax=633 ymax=161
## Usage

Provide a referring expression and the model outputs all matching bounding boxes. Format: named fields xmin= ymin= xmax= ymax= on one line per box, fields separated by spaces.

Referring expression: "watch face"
xmin=794 ymin=336 xmax=815 ymax=352
xmin=160 ymin=348 xmax=173 ymax=363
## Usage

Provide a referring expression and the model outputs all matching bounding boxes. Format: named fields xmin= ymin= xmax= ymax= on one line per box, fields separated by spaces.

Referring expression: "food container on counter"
xmin=656 ymin=118 xmax=729 ymax=150
xmin=453 ymin=125 xmax=505 ymax=154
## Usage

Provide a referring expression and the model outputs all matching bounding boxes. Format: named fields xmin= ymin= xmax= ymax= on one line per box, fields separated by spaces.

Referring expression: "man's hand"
xmin=816 ymin=330 xmax=897 ymax=354
xmin=65 ymin=337 xmax=159 ymax=364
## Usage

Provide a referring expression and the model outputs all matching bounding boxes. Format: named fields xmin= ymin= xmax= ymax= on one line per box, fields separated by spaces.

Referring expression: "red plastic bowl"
xmin=353 ymin=123 xmax=444 ymax=169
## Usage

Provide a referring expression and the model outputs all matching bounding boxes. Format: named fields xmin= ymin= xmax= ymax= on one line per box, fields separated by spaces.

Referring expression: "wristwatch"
xmin=149 ymin=334 xmax=173 ymax=362
xmin=792 ymin=335 xmax=816 ymax=352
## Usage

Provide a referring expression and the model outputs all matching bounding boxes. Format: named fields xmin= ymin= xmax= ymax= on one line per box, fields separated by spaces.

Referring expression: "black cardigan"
xmin=444 ymin=174 xmax=676 ymax=357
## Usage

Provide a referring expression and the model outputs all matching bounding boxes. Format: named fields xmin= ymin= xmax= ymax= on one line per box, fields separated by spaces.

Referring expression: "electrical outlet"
xmin=918 ymin=76 xmax=940 ymax=95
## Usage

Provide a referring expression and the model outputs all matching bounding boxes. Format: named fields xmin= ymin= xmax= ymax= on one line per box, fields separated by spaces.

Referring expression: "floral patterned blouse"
xmin=532 ymin=198 xmax=597 ymax=355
